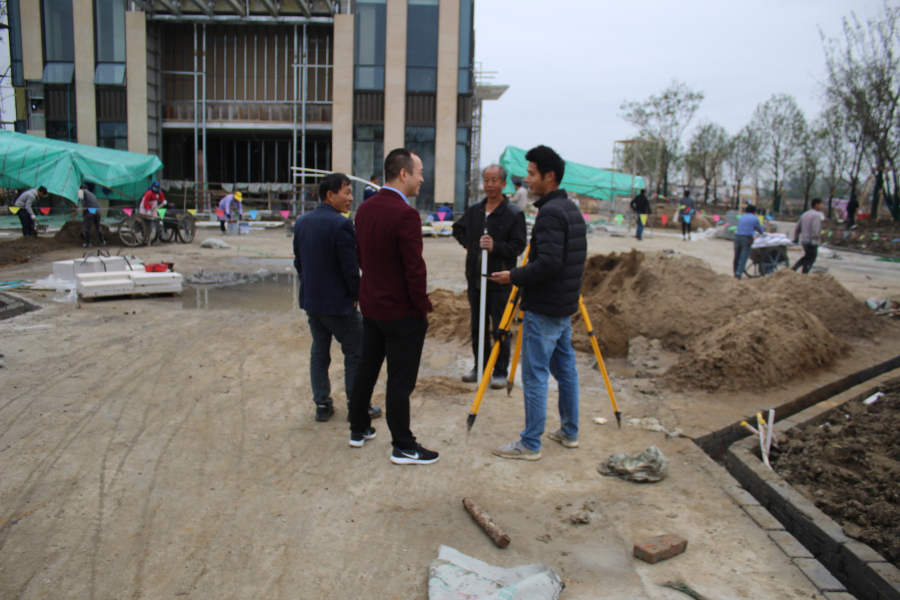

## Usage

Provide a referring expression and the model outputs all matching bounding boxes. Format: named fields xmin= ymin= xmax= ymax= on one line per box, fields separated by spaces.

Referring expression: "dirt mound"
xmin=0 ymin=235 xmax=66 ymax=267
xmin=428 ymin=289 xmax=470 ymax=342
xmin=54 ymin=220 xmax=120 ymax=246
xmin=662 ymin=304 xmax=844 ymax=392
xmin=576 ymin=250 xmax=881 ymax=391
xmin=772 ymin=376 xmax=900 ymax=567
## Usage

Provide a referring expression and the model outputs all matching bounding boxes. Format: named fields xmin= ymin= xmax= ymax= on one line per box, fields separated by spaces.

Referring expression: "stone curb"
xmin=719 ymin=383 xmax=900 ymax=600
xmin=0 ymin=291 xmax=40 ymax=322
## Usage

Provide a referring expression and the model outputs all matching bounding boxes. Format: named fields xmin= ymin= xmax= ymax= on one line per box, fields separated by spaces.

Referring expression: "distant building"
xmin=6 ymin=0 xmax=475 ymax=211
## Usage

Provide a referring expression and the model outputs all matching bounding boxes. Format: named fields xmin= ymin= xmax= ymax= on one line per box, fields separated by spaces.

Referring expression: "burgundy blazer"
xmin=354 ymin=188 xmax=432 ymax=321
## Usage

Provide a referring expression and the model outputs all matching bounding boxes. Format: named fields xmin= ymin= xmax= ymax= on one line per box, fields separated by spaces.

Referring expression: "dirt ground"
xmin=772 ymin=376 xmax=900 ymax=569
xmin=2 ymin=222 xmax=900 ymax=599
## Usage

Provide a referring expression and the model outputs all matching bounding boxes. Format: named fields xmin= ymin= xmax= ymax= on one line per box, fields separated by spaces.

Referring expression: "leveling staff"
xmin=488 ymin=145 xmax=586 ymax=461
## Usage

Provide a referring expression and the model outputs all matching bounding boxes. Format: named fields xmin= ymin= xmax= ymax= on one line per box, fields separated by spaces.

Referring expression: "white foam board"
xmin=77 ymin=272 xmax=134 ymax=284
xmin=99 ymin=256 xmax=128 ymax=272
xmin=52 ymin=260 xmax=76 ymax=282
xmin=77 ymin=279 xmax=135 ymax=297
xmin=133 ymin=284 xmax=183 ymax=295
xmin=129 ymin=272 xmax=183 ymax=286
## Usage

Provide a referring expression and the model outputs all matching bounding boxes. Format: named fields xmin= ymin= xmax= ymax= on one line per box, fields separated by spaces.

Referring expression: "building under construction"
xmin=6 ymin=0 xmax=477 ymax=211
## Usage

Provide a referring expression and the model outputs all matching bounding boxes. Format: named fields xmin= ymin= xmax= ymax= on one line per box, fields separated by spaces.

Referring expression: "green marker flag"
xmin=157 ymin=208 xmax=167 ymax=219
xmin=615 ymin=214 xmax=624 ymax=226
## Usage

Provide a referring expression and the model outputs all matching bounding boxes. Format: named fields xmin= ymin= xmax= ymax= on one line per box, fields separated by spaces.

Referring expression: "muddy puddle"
xmin=182 ymin=270 xmax=299 ymax=311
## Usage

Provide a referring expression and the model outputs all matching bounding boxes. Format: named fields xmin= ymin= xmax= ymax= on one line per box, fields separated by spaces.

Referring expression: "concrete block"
xmin=743 ymin=506 xmax=785 ymax=531
xmin=864 ymin=562 xmax=900 ymax=600
xmin=794 ymin=557 xmax=847 ymax=592
xmin=823 ymin=593 xmax=859 ymax=600
xmin=769 ymin=531 xmax=814 ymax=558
xmin=841 ymin=541 xmax=887 ymax=573
xmin=725 ymin=486 xmax=760 ymax=507
xmin=633 ymin=534 xmax=688 ymax=564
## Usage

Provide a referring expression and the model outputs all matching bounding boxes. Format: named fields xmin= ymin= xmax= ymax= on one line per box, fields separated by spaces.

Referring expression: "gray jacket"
xmin=794 ymin=209 xmax=824 ymax=245
xmin=14 ymin=189 xmax=39 ymax=219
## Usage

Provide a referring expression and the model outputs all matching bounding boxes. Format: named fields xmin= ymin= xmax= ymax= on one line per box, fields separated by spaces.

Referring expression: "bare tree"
xmin=727 ymin=125 xmax=761 ymax=210
xmin=822 ymin=3 xmax=900 ymax=220
xmin=750 ymin=94 xmax=805 ymax=214
xmin=685 ymin=122 xmax=729 ymax=204
xmin=797 ymin=121 xmax=823 ymax=212
xmin=818 ymin=104 xmax=850 ymax=217
xmin=619 ymin=81 xmax=704 ymax=197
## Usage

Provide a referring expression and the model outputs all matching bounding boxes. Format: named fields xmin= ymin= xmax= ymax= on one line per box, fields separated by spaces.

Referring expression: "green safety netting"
xmin=499 ymin=145 xmax=645 ymax=200
xmin=0 ymin=131 xmax=163 ymax=204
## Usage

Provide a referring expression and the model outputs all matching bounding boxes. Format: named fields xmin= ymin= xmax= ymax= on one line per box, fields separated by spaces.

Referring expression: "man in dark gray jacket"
xmin=487 ymin=145 xmax=587 ymax=460
xmin=78 ymin=184 xmax=106 ymax=247
xmin=452 ymin=164 xmax=527 ymax=389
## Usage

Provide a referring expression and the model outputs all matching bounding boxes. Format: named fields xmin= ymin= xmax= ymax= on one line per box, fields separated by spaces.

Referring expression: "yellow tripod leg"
xmin=506 ymin=308 xmax=524 ymax=395
xmin=578 ymin=296 xmax=622 ymax=428
xmin=467 ymin=287 xmax=522 ymax=431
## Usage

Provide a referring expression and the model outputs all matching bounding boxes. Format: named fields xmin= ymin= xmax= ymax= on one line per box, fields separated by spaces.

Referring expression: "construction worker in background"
xmin=14 ymin=186 xmax=47 ymax=237
xmin=510 ymin=177 xmax=529 ymax=211
xmin=363 ymin=174 xmax=380 ymax=201
xmin=218 ymin=191 xmax=243 ymax=232
xmin=78 ymin=184 xmax=106 ymax=248
xmin=630 ymin=188 xmax=651 ymax=241
xmin=678 ymin=189 xmax=696 ymax=241
xmin=139 ymin=180 xmax=168 ymax=242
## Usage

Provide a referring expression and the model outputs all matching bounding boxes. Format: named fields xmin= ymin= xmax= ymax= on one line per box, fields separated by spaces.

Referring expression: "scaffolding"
xmin=612 ymin=138 xmax=662 ymax=197
xmin=467 ymin=64 xmax=508 ymax=206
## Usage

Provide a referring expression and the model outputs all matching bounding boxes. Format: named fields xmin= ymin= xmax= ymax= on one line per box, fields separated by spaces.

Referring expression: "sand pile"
xmin=427 ymin=289 xmax=471 ymax=342
xmin=576 ymin=250 xmax=878 ymax=391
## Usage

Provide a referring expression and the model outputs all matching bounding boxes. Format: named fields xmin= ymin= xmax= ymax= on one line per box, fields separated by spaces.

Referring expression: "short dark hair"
xmin=370 ymin=173 xmax=380 ymax=182
xmin=37 ymin=186 xmax=48 ymax=195
xmin=524 ymin=145 xmax=565 ymax=184
xmin=811 ymin=198 xmax=823 ymax=208
xmin=318 ymin=173 xmax=351 ymax=201
xmin=384 ymin=148 xmax=415 ymax=182
xmin=482 ymin=164 xmax=507 ymax=183
xmin=640 ymin=189 xmax=646 ymax=194
xmin=684 ymin=189 xmax=690 ymax=196
xmin=744 ymin=204 xmax=757 ymax=214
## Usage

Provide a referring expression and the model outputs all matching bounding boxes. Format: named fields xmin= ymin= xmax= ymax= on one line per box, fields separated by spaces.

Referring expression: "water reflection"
xmin=183 ymin=272 xmax=299 ymax=311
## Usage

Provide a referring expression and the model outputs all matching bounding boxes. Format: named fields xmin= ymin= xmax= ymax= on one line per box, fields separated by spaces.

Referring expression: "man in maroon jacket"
xmin=347 ymin=148 xmax=439 ymax=465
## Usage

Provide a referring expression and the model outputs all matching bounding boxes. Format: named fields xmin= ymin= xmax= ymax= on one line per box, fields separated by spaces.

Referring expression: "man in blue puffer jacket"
xmin=487 ymin=145 xmax=587 ymax=461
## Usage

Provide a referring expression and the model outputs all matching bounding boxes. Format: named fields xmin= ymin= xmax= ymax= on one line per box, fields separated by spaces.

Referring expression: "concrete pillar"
xmin=73 ymin=0 xmax=96 ymax=145
xmin=434 ymin=0 xmax=459 ymax=206
xmin=126 ymin=11 xmax=148 ymax=154
xmin=331 ymin=14 xmax=354 ymax=174
xmin=383 ymin=0 xmax=406 ymax=152
xmin=20 ymin=0 xmax=43 ymax=81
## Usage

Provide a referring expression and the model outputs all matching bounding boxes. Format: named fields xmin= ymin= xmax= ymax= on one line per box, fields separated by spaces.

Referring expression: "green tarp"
xmin=0 ymin=131 xmax=163 ymax=203
xmin=499 ymin=145 xmax=644 ymax=201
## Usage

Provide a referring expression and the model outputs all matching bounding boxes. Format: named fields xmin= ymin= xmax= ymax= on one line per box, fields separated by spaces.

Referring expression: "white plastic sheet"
xmin=428 ymin=546 xmax=563 ymax=600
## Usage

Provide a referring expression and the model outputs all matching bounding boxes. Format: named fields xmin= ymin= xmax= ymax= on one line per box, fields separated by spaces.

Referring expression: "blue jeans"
xmin=733 ymin=235 xmax=752 ymax=279
xmin=635 ymin=216 xmax=644 ymax=240
xmin=307 ymin=311 xmax=362 ymax=406
xmin=519 ymin=311 xmax=579 ymax=451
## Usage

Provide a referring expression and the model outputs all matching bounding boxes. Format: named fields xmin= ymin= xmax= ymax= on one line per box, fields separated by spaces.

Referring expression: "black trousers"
xmin=83 ymin=212 xmax=104 ymax=243
xmin=349 ymin=315 xmax=427 ymax=449
xmin=847 ymin=210 xmax=856 ymax=229
xmin=18 ymin=211 xmax=36 ymax=236
xmin=792 ymin=244 xmax=818 ymax=274
xmin=681 ymin=220 xmax=692 ymax=238
xmin=467 ymin=285 xmax=511 ymax=376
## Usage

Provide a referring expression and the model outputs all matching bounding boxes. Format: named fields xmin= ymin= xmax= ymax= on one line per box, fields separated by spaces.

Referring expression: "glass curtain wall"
xmin=42 ymin=0 xmax=74 ymax=63
xmin=455 ymin=127 xmax=469 ymax=211
xmin=353 ymin=124 xmax=383 ymax=208
xmin=354 ymin=0 xmax=385 ymax=90
xmin=94 ymin=0 xmax=126 ymax=85
xmin=405 ymin=125 xmax=435 ymax=210
xmin=458 ymin=0 xmax=473 ymax=94
xmin=406 ymin=0 xmax=438 ymax=92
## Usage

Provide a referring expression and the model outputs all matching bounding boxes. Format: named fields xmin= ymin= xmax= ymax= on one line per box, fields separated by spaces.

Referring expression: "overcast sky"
xmin=474 ymin=0 xmax=886 ymax=171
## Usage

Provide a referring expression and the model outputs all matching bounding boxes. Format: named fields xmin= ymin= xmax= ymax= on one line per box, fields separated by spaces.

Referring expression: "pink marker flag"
xmin=216 ymin=209 xmax=225 ymax=219
xmin=122 ymin=208 xmax=132 ymax=216
xmin=437 ymin=212 xmax=446 ymax=221
xmin=582 ymin=213 xmax=591 ymax=222
xmin=40 ymin=207 xmax=51 ymax=215
xmin=660 ymin=214 xmax=668 ymax=227
xmin=712 ymin=215 xmax=720 ymax=222
xmin=281 ymin=210 xmax=290 ymax=219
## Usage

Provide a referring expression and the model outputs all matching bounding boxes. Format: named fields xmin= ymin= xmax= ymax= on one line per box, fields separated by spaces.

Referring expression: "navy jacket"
xmin=510 ymin=189 xmax=586 ymax=317
xmin=293 ymin=203 xmax=360 ymax=316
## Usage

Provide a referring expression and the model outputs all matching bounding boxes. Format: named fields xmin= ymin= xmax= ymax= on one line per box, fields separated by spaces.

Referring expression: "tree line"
xmin=618 ymin=2 xmax=900 ymax=221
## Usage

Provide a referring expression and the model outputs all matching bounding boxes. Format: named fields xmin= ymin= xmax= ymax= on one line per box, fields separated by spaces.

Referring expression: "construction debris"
xmin=428 ymin=545 xmax=563 ymax=600
xmin=633 ymin=534 xmax=688 ymax=564
xmin=462 ymin=498 xmax=511 ymax=549
xmin=598 ymin=446 xmax=669 ymax=483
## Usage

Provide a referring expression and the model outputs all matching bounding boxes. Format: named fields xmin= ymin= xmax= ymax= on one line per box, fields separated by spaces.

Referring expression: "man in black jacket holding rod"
xmin=452 ymin=165 xmax=527 ymax=389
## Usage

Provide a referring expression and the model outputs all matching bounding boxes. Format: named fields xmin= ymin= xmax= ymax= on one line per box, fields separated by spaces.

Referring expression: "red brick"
xmin=633 ymin=534 xmax=688 ymax=564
